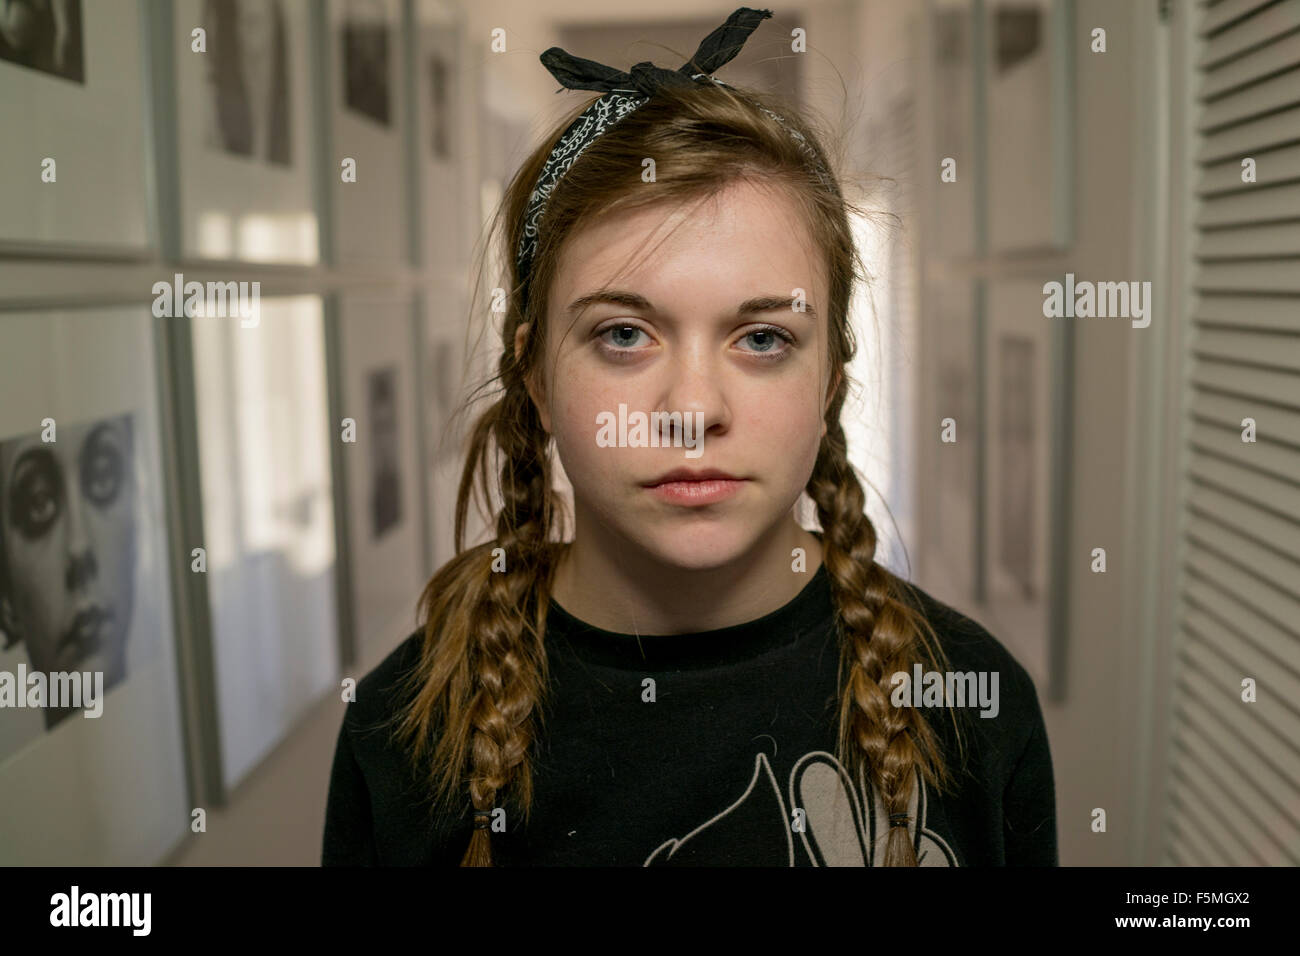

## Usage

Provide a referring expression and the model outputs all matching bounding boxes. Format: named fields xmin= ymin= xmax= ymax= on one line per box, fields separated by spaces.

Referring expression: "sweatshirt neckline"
xmin=545 ymin=556 xmax=833 ymax=670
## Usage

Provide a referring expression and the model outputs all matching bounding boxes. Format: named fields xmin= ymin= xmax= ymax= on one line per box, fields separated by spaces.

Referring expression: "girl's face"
xmin=527 ymin=178 xmax=836 ymax=571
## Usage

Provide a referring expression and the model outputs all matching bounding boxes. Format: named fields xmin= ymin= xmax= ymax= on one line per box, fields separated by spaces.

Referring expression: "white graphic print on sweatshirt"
xmin=644 ymin=750 xmax=959 ymax=866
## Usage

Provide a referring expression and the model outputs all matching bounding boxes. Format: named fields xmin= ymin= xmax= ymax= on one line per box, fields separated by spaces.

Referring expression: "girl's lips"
xmin=645 ymin=478 xmax=747 ymax=506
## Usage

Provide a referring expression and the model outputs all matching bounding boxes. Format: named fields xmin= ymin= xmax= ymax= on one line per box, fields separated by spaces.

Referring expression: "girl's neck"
xmin=548 ymin=520 xmax=825 ymax=635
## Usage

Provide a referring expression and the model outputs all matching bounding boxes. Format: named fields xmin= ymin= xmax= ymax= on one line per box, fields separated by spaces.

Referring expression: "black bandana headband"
xmin=515 ymin=6 xmax=835 ymax=312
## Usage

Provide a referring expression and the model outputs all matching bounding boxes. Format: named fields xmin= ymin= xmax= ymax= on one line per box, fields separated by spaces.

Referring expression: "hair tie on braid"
xmin=888 ymin=813 xmax=911 ymax=829
xmin=472 ymin=809 xmax=493 ymax=830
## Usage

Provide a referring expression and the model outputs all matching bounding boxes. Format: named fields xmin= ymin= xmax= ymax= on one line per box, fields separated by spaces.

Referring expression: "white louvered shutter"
xmin=1164 ymin=0 xmax=1300 ymax=866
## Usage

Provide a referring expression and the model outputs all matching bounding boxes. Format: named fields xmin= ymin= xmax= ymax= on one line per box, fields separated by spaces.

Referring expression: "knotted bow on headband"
xmin=514 ymin=7 xmax=833 ymax=313
xmin=538 ymin=6 xmax=774 ymax=97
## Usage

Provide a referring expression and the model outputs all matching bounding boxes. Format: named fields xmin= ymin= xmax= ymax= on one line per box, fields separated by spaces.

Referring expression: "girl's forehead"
xmin=552 ymin=182 xmax=826 ymax=311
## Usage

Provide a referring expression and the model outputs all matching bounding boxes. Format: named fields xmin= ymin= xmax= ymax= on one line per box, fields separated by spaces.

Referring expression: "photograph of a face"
xmin=368 ymin=364 xmax=402 ymax=539
xmin=0 ymin=413 xmax=136 ymax=730
xmin=202 ymin=0 xmax=292 ymax=166
xmin=343 ymin=0 xmax=390 ymax=126
xmin=0 ymin=0 xmax=84 ymax=83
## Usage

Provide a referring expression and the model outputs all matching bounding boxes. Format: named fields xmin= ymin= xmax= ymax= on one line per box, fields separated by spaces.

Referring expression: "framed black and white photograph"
xmin=339 ymin=293 xmax=425 ymax=675
xmin=0 ymin=0 xmax=151 ymax=253
xmin=0 ymin=305 xmax=188 ymax=865
xmin=921 ymin=276 xmax=982 ymax=611
xmin=342 ymin=0 xmax=390 ymax=126
xmin=367 ymin=364 xmax=402 ymax=539
xmin=427 ymin=51 xmax=450 ymax=159
xmin=983 ymin=0 xmax=1073 ymax=253
xmin=0 ymin=413 xmax=138 ymax=732
xmin=173 ymin=0 xmax=319 ymax=263
xmin=425 ymin=333 xmax=460 ymax=468
xmin=421 ymin=283 xmax=484 ymax=572
xmin=201 ymin=0 xmax=293 ymax=166
xmin=929 ymin=0 xmax=979 ymax=259
xmin=417 ymin=0 xmax=465 ymax=274
xmin=329 ymin=0 xmax=408 ymax=265
xmin=982 ymin=279 xmax=1071 ymax=701
xmin=189 ymin=294 xmax=340 ymax=790
xmin=0 ymin=0 xmax=84 ymax=81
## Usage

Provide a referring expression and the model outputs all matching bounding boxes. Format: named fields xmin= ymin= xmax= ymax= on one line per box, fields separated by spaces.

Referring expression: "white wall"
xmin=895 ymin=0 xmax=1156 ymax=865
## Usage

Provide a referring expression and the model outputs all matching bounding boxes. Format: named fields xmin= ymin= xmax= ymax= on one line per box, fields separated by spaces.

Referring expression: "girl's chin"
xmin=633 ymin=525 xmax=764 ymax=566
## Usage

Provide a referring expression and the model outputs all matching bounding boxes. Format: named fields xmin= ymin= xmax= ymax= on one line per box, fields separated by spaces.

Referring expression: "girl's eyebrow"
xmin=566 ymin=289 xmax=818 ymax=321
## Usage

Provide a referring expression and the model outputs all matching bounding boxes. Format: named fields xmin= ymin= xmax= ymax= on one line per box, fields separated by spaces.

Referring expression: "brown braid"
xmin=807 ymin=419 xmax=968 ymax=866
xmin=393 ymin=334 xmax=562 ymax=867
xmin=457 ymin=429 xmax=554 ymax=863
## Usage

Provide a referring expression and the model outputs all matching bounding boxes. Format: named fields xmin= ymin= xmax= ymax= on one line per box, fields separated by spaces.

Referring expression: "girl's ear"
xmin=514 ymin=322 xmax=551 ymax=433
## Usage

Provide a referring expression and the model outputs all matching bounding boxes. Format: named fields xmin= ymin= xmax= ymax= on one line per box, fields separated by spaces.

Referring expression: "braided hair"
xmin=391 ymin=76 xmax=971 ymax=866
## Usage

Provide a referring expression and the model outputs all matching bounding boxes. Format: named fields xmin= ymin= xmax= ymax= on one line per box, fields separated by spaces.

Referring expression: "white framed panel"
xmin=329 ymin=0 xmax=408 ymax=265
xmin=0 ymin=305 xmax=187 ymax=864
xmin=190 ymin=294 xmax=339 ymax=790
xmin=925 ymin=276 xmax=981 ymax=610
xmin=983 ymin=0 xmax=1073 ymax=253
xmin=0 ymin=0 xmax=152 ymax=253
xmin=338 ymin=292 xmax=425 ymax=674
xmin=173 ymin=0 xmax=320 ymax=263
xmin=928 ymin=0 xmax=979 ymax=259
xmin=416 ymin=0 xmax=466 ymax=275
xmin=421 ymin=281 xmax=476 ymax=569
xmin=982 ymin=278 xmax=1071 ymax=697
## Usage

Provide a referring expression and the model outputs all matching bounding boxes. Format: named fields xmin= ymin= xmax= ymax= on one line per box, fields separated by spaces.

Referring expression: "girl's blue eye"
xmin=595 ymin=323 xmax=794 ymax=360
xmin=602 ymin=325 xmax=647 ymax=349
xmin=743 ymin=327 xmax=789 ymax=354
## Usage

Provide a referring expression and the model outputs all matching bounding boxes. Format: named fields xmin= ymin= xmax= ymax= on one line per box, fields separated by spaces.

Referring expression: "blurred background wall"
xmin=0 ymin=0 xmax=1296 ymax=867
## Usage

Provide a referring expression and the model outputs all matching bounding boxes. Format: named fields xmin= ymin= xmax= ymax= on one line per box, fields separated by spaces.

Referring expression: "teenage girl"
xmin=323 ymin=7 xmax=1057 ymax=868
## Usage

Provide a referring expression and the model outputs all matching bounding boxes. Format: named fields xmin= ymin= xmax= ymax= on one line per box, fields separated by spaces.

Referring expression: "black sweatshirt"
xmin=323 ymin=560 xmax=1058 ymax=866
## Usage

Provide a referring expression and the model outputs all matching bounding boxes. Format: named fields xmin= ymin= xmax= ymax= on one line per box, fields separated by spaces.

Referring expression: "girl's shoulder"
xmin=345 ymin=628 xmax=427 ymax=736
xmin=880 ymin=567 xmax=1052 ymax=783
xmin=879 ymin=565 xmax=1041 ymax=701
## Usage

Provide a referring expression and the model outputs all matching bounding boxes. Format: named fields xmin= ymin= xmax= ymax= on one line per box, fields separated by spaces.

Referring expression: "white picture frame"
xmin=928 ymin=0 xmax=979 ymax=259
xmin=416 ymin=0 xmax=467 ymax=276
xmin=189 ymin=294 xmax=340 ymax=790
xmin=338 ymin=292 xmax=426 ymax=674
xmin=329 ymin=0 xmax=409 ymax=265
xmin=421 ymin=282 xmax=479 ymax=571
xmin=0 ymin=0 xmax=153 ymax=255
xmin=0 ymin=305 xmax=187 ymax=864
xmin=172 ymin=0 xmax=320 ymax=264
xmin=982 ymin=279 xmax=1071 ymax=700
xmin=983 ymin=0 xmax=1073 ymax=253
xmin=923 ymin=276 xmax=982 ymax=611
